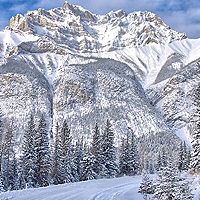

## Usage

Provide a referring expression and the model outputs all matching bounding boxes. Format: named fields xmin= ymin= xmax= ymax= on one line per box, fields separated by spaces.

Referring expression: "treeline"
xmin=0 ymin=114 xmax=140 ymax=191
xmin=137 ymin=83 xmax=200 ymax=200
xmin=138 ymin=161 xmax=194 ymax=200
xmin=137 ymin=141 xmax=194 ymax=199
xmin=0 ymin=111 xmax=198 ymax=192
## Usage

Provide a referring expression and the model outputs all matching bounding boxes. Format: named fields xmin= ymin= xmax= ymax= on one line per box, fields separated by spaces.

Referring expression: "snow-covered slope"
xmin=1 ymin=175 xmax=199 ymax=200
xmin=0 ymin=30 xmax=38 ymax=65
xmin=0 ymin=176 xmax=143 ymax=200
xmin=0 ymin=1 xmax=200 ymax=145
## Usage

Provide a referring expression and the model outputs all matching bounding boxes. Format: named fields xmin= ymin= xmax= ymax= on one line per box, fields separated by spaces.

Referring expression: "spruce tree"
xmin=186 ymin=148 xmax=191 ymax=171
xmin=21 ymin=114 xmax=37 ymax=188
xmin=101 ymin=120 xmax=118 ymax=178
xmin=178 ymin=142 xmax=184 ymax=171
xmin=119 ymin=135 xmax=132 ymax=175
xmin=119 ymin=137 xmax=129 ymax=175
xmin=178 ymin=181 xmax=193 ymax=200
xmin=51 ymin=123 xmax=64 ymax=185
xmin=190 ymin=84 xmax=200 ymax=173
xmin=0 ymin=109 xmax=4 ymax=173
xmin=35 ymin=114 xmax=50 ymax=187
xmin=91 ymin=123 xmax=104 ymax=178
xmin=1 ymin=125 xmax=17 ymax=191
xmin=60 ymin=120 xmax=74 ymax=183
xmin=119 ymin=132 xmax=139 ymax=176
xmin=156 ymin=148 xmax=167 ymax=172
xmin=70 ymin=144 xmax=79 ymax=182
xmin=81 ymin=153 xmax=97 ymax=181
xmin=156 ymin=152 xmax=162 ymax=171
xmin=8 ymin=151 xmax=18 ymax=191
xmin=73 ymin=137 xmax=84 ymax=181
xmin=153 ymin=158 xmax=193 ymax=200
xmin=0 ymin=174 xmax=4 ymax=192
xmin=178 ymin=142 xmax=190 ymax=171
xmin=161 ymin=148 xmax=167 ymax=168
xmin=16 ymin=157 xmax=26 ymax=190
xmin=129 ymin=132 xmax=139 ymax=175
xmin=138 ymin=170 xmax=154 ymax=200
xmin=190 ymin=128 xmax=200 ymax=172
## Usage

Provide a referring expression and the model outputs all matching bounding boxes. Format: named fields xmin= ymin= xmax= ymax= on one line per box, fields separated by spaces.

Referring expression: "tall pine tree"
xmin=91 ymin=123 xmax=104 ymax=178
xmin=1 ymin=125 xmax=17 ymax=191
xmin=119 ymin=137 xmax=129 ymax=175
xmin=129 ymin=131 xmax=140 ymax=175
xmin=35 ymin=114 xmax=50 ymax=187
xmin=51 ymin=122 xmax=64 ymax=185
xmin=119 ymin=132 xmax=139 ymax=176
xmin=153 ymin=159 xmax=193 ymax=200
xmin=73 ymin=137 xmax=85 ymax=181
xmin=21 ymin=114 xmax=37 ymax=188
xmin=101 ymin=120 xmax=118 ymax=178
xmin=59 ymin=120 xmax=74 ymax=183
xmin=0 ymin=174 xmax=5 ymax=192
xmin=178 ymin=141 xmax=190 ymax=171
xmin=0 ymin=109 xmax=4 ymax=174
xmin=81 ymin=152 xmax=97 ymax=181
xmin=138 ymin=170 xmax=154 ymax=200
xmin=190 ymin=84 xmax=200 ymax=173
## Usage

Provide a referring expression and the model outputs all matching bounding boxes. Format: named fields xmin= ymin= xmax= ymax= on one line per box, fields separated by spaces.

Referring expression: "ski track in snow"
xmin=0 ymin=176 xmax=143 ymax=200
xmin=89 ymin=183 xmax=137 ymax=200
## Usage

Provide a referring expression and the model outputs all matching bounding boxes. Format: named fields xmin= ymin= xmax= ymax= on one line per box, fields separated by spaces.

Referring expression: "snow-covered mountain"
xmin=8 ymin=1 xmax=186 ymax=51
xmin=0 ymin=1 xmax=199 ymax=146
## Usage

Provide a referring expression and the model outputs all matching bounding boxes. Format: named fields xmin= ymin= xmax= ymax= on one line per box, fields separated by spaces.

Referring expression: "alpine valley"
xmin=0 ymin=1 xmax=199 ymax=200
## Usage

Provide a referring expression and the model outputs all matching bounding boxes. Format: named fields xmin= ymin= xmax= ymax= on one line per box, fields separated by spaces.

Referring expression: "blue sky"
xmin=1 ymin=0 xmax=200 ymax=38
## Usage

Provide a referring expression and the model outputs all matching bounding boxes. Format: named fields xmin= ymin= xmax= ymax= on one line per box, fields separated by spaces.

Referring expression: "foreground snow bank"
xmin=0 ymin=176 xmax=143 ymax=200
xmin=1 ymin=174 xmax=198 ymax=200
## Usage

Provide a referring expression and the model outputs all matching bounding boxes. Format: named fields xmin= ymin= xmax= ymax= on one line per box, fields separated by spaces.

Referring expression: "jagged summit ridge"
xmin=8 ymin=1 xmax=186 ymax=52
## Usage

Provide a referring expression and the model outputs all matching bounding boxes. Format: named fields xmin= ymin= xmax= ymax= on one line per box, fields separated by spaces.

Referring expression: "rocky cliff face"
xmin=0 ymin=1 xmax=199 ymax=146
xmin=8 ymin=1 xmax=186 ymax=52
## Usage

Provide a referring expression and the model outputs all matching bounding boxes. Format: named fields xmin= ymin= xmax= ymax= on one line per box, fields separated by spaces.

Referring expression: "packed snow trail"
xmin=89 ymin=182 xmax=141 ymax=200
xmin=0 ymin=176 xmax=143 ymax=200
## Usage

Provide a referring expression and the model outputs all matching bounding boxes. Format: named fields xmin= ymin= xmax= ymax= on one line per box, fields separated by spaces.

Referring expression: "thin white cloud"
xmin=157 ymin=8 xmax=200 ymax=38
xmin=69 ymin=0 xmax=163 ymax=13
xmin=35 ymin=0 xmax=64 ymax=10
xmin=9 ymin=3 xmax=29 ymax=13
xmin=0 ymin=9 xmax=12 ymax=28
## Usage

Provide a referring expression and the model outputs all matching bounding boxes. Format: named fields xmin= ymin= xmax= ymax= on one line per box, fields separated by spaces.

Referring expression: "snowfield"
xmin=0 ymin=176 xmax=143 ymax=200
xmin=1 ymin=175 xmax=199 ymax=200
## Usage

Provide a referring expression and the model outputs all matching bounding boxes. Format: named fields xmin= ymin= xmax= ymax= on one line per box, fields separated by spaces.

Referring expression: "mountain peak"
xmin=7 ymin=2 xmax=186 ymax=52
xmin=62 ymin=1 xmax=71 ymax=9
xmin=106 ymin=9 xmax=127 ymax=18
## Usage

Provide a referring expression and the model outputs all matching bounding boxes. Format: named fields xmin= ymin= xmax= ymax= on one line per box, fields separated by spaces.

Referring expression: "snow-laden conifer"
xmin=21 ymin=114 xmax=37 ymax=188
xmin=138 ymin=170 xmax=154 ymax=200
xmin=101 ymin=120 xmax=118 ymax=178
xmin=35 ymin=114 xmax=50 ymax=187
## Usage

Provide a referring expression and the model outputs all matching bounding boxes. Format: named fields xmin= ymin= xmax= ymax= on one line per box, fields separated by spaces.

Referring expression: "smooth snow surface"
xmin=1 ymin=175 xmax=198 ymax=200
xmin=0 ymin=176 xmax=143 ymax=200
